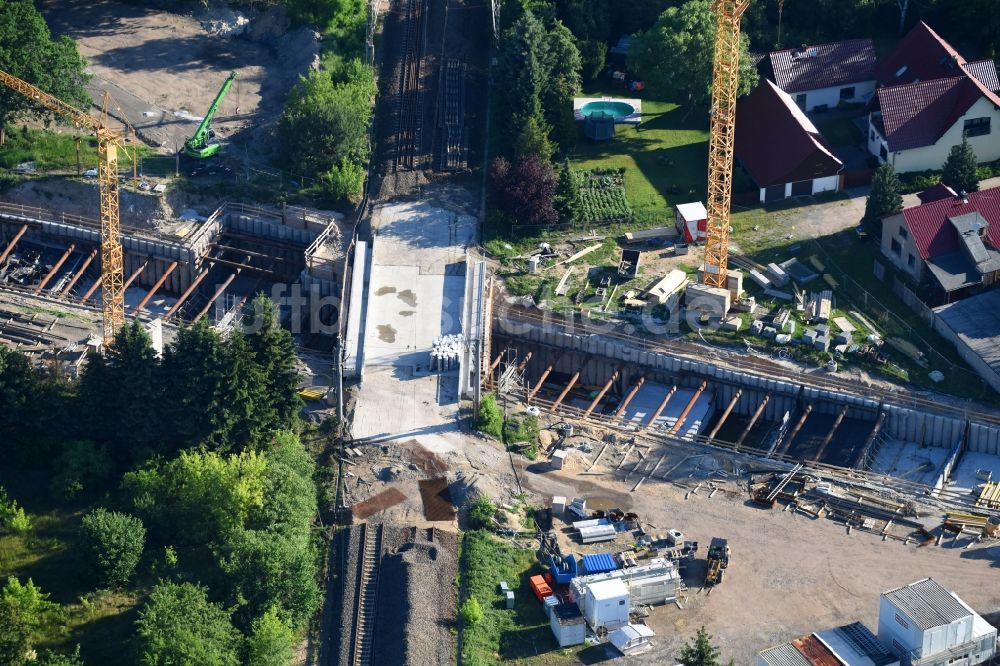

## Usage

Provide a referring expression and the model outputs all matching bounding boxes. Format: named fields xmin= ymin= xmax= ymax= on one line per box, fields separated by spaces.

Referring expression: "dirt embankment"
xmin=39 ymin=0 xmax=320 ymax=158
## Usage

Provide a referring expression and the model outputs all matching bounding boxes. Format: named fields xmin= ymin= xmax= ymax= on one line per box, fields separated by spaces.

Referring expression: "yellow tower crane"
xmin=702 ymin=0 xmax=750 ymax=292
xmin=0 ymin=69 xmax=126 ymax=344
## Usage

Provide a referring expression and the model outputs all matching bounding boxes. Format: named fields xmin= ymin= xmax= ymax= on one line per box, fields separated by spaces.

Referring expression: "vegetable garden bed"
xmin=577 ymin=168 xmax=633 ymax=224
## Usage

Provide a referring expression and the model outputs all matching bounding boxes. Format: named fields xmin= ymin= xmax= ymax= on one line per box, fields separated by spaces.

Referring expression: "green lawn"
xmin=0 ymin=128 xmax=158 ymax=174
xmin=569 ymin=93 xmax=756 ymax=225
xmin=815 ymin=117 xmax=862 ymax=147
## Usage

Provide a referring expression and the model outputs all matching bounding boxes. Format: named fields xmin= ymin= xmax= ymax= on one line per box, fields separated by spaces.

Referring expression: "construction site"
xmin=3 ymin=0 xmax=1000 ymax=665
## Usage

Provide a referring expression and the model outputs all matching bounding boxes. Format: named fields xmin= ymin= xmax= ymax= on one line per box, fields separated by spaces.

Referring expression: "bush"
xmin=503 ymin=414 xmax=539 ymax=446
xmin=0 ymin=487 xmax=31 ymax=534
xmin=135 ymin=581 xmax=241 ymax=666
xmin=51 ymin=440 xmax=114 ymax=501
xmin=247 ymin=607 xmax=295 ymax=666
xmin=319 ymin=158 xmax=366 ymax=201
xmin=468 ymin=495 xmax=496 ymax=529
xmin=460 ymin=597 xmax=484 ymax=626
xmin=476 ymin=394 xmax=503 ymax=439
xmin=79 ymin=509 xmax=145 ymax=588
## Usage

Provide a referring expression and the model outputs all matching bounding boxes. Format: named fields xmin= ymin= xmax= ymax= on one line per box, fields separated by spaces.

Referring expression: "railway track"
xmin=393 ymin=0 xmax=427 ymax=172
xmin=350 ymin=522 xmax=384 ymax=666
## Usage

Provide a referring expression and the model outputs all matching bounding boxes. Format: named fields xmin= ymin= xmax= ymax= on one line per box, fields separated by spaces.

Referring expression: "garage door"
xmin=764 ymin=184 xmax=785 ymax=203
xmin=791 ymin=180 xmax=812 ymax=197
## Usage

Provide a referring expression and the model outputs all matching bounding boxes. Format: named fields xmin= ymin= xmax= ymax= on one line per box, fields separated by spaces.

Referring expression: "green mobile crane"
xmin=183 ymin=71 xmax=238 ymax=159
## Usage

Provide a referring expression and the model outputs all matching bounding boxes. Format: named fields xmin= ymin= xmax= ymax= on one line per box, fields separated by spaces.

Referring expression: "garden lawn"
xmin=569 ymin=92 xmax=754 ymax=224
xmin=815 ymin=117 xmax=862 ymax=146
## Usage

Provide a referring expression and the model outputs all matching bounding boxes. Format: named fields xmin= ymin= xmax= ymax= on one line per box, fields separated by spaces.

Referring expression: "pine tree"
xmin=224 ymin=331 xmax=274 ymax=452
xmin=863 ymin=162 xmax=904 ymax=233
xmin=161 ymin=319 xmax=231 ymax=451
xmin=942 ymin=136 xmax=980 ymax=193
xmin=245 ymin=294 xmax=302 ymax=434
xmin=679 ymin=626 xmax=729 ymax=666
xmin=555 ymin=160 xmax=582 ymax=225
xmin=78 ymin=320 xmax=162 ymax=462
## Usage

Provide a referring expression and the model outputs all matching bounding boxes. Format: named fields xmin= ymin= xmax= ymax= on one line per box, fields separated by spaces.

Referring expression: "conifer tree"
xmin=555 ymin=160 xmax=582 ymax=225
xmin=78 ymin=320 xmax=161 ymax=462
xmin=161 ymin=319 xmax=230 ymax=451
xmin=863 ymin=162 xmax=904 ymax=234
xmin=245 ymin=294 xmax=302 ymax=433
xmin=942 ymin=136 xmax=979 ymax=193
xmin=224 ymin=331 xmax=273 ymax=452
xmin=679 ymin=626 xmax=731 ymax=666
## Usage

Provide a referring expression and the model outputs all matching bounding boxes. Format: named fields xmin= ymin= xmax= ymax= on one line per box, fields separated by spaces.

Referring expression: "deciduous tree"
xmin=247 ymin=607 xmax=295 ymax=666
xmin=135 ymin=581 xmax=241 ymax=666
xmin=0 ymin=1 xmax=90 ymax=145
xmin=629 ymin=0 xmax=758 ymax=106
xmin=79 ymin=509 xmax=146 ymax=588
xmin=279 ymin=64 xmax=375 ymax=199
xmin=488 ymin=154 xmax=559 ymax=227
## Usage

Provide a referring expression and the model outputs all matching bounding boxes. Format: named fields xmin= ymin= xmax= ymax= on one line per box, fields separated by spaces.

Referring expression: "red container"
xmin=529 ymin=575 xmax=552 ymax=602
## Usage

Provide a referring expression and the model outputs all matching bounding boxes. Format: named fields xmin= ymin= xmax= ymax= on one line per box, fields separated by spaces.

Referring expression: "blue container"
xmin=548 ymin=553 xmax=578 ymax=584
xmin=581 ymin=553 xmax=617 ymax=575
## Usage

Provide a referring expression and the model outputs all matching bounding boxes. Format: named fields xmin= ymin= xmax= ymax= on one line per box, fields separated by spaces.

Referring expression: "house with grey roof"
xmin=767 ymin=38 xmax=877 ymax=112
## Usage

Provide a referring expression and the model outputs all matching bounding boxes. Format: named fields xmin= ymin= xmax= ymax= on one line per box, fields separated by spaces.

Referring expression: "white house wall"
xmin=879 ymin=97 xmax=1000 ymax=173
xmin=757 ymin=176 xmax=841 ymax=202
xmin=879 ymin=212 xmax=924 ymax=281
xmin=796 ymin=80 xmax=877 ymax=112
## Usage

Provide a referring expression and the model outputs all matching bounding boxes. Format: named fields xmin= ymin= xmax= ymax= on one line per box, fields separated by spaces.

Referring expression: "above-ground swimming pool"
xmin=578 ymin=100 xmax=636 ymax=119
xmin=573 ymin=97 xmax=642 ymax=126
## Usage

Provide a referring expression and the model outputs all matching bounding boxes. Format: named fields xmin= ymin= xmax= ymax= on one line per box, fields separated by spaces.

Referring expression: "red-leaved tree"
xmin=489 ymin=154 xmax=559 ymax=228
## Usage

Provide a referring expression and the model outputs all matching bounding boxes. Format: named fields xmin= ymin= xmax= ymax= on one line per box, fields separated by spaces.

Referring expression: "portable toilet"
xmin=675 ymin=201 xmax=708 ymax=243
xmin=505 ymin=590 xmax=515 ymax=609
xmin=582 ymin=578 xmax=630 ymax=631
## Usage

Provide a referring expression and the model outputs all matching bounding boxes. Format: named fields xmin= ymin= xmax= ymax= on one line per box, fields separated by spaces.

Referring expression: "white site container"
xmin=582 ymin=578 xmax=630 ymax=631
xmin=550 ymin=603 xmax=586 ymax=647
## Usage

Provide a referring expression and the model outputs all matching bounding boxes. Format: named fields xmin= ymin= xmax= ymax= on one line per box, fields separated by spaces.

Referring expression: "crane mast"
xmin=0 ymin=69 xmax=126 ymax=344
xmin=702 ymin=0 xmax=750 ymax=291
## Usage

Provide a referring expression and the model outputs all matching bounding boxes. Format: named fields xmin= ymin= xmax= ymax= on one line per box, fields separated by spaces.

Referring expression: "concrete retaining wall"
xmin=884 ymin=405 xmax=966 ymax=449
xmin=967 ymin=422 xmax=1000 ymax=455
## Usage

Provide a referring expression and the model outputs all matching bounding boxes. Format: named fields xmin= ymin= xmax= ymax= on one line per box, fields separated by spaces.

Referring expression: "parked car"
xmin=83 ymin=168 xmax=98 ymax=177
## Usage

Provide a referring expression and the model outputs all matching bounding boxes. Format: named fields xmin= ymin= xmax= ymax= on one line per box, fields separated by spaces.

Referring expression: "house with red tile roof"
xmin=880 ymin=185 xmax=1000 ymax=303
xmin=867 ymin=22 xmax=1000 ymax=174
xmin=735 ymin=80 xmax=844 ymax=203
xmin=767 ymin=38 xmax=877 ymax=112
